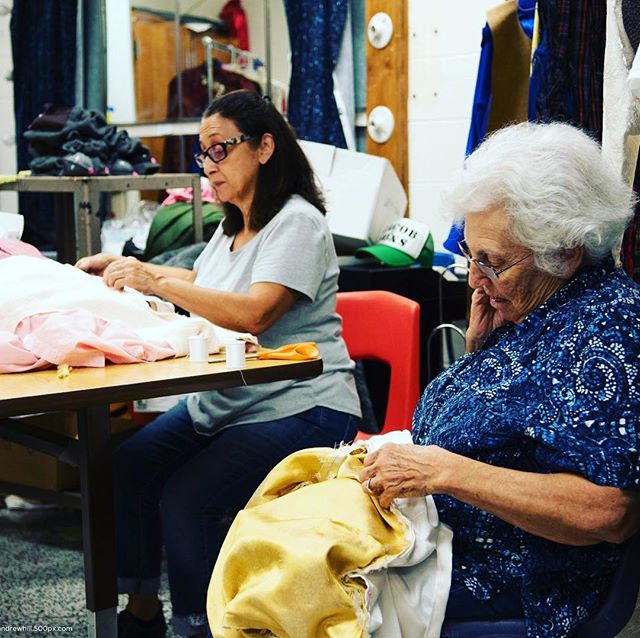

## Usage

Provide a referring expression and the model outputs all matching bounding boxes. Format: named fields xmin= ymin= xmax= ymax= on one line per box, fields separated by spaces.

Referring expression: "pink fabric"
xmin=0 ymin=239 xmax=47 ymax=260
xmin=0 ymin=331 xmax=50 ymax=373
xmin=161 ymin=181 xmax=220 ymax=207
xmin=0 ymin=309 xmax=177 ymax=373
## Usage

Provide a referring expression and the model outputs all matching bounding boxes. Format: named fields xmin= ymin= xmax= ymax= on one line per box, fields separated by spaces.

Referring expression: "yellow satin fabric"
xmin=256 ymin=342 xmax=320 ymax=361
xmin=207 ymin=446 xmax=410 ymax=638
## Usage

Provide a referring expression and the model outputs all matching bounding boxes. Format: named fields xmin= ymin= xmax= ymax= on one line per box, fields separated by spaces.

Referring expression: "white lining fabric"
xmin=358 ymin=430 xmax=453 ymax=638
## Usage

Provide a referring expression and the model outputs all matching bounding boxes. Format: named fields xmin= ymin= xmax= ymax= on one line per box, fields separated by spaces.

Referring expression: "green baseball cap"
xmin=356 ymin=218 xmax=434 ymax=267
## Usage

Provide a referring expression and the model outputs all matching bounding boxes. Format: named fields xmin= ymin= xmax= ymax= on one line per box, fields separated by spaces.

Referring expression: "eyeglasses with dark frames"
xmin=457 ymin=239 xmax=531 ymax=280
xmin=194 ymin=134 xmax=253 ymax=168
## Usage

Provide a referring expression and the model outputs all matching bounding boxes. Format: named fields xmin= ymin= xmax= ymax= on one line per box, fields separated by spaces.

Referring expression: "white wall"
xmin=408 ymin=0 xmax=496 ymax=251
xmin=0 ymin=2 xmax=17 ymax=213
xmin=244 ymin=0 xmax=290 ymax=87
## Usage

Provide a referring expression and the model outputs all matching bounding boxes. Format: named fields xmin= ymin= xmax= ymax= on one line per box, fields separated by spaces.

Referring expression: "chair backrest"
xmin=440 ymin=530 xmax=640 ymax=638
xmin=336 ymin=290 xmax=420 ymax=434
xmin=574 ymin=529 xmax=640 ymax=637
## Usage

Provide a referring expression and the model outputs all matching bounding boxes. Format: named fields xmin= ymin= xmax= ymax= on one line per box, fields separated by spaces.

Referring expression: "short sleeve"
xmin=252 ymin=207 xmax=329 ymax=302
xmin=525 ymin=309 xmax=640 ymax=489
xmin=193 ymin=224 xmax=224 ymax=275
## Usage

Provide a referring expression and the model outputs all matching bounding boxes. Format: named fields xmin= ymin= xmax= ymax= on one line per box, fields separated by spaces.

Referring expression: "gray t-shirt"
xmin=186 ymin=194 xmax=361 ymax=433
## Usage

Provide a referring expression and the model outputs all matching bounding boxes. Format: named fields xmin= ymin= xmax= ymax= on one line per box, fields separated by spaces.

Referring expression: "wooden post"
xmin=365 ymin=0 xmax=409 ymax=194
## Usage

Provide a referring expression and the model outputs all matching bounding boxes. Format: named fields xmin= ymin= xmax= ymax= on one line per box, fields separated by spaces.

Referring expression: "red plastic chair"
xmin=336 ymin=290 xmax=421 ymax=437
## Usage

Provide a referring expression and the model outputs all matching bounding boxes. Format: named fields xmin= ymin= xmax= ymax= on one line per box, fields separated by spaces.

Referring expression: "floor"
xmin=0 ymin=501 xmax=177 ymax=637
xmin=0 ymin=498 xmax=639 ymax=637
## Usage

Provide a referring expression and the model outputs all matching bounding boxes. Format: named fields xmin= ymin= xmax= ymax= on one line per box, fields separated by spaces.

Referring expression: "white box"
xmin=299 ymin=140 xmax=407 ymax=243
xmin=0 ymin=211 xmax=24 ymax=239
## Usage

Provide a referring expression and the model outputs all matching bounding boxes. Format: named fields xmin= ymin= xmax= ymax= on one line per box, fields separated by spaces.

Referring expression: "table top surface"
xmin=0 ymin=355 xmax=323 ymax=417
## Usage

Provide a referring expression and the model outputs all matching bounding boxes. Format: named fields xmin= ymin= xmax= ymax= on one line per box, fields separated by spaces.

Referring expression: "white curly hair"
xmin=445 ymin=121 xmax=636 ymax=276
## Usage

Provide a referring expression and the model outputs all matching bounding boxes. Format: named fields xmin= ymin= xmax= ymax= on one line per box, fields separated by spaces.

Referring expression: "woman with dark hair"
xmin=76 ymin=90 xmax=361 ymax=638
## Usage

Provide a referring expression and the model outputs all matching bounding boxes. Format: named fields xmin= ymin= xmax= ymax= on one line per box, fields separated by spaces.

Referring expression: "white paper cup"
xmin=188 ymin=335 xmax=208 ymax=362
xmin=225 ymin=340 xmax=246 ymax=369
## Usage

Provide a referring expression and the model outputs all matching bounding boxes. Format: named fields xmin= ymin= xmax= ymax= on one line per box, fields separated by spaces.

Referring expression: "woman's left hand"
xmin=102 ymin=256 xmax=159 ymax=294
xmin=359 ymin=443 xmax=452 ymax=509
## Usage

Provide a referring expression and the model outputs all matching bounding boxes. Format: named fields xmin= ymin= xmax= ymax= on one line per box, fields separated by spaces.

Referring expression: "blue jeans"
xmin=113 ymin=401 xmax=359 ymax=636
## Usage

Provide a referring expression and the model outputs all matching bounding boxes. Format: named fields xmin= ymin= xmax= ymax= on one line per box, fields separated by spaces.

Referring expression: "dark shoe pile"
xmin=24 ymin=104 xmax=160 ymax=177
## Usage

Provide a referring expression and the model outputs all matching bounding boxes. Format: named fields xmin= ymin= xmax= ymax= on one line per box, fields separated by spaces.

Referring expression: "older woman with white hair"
xmin=360 ymin=122 xmax=640 ymax=637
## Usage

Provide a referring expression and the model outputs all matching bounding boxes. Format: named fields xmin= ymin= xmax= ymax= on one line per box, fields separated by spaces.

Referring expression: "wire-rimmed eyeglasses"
xmin=194 ymin=134 xmax=253 ymax=168
xmin=457 ymin=239 xmax=531 ymax=280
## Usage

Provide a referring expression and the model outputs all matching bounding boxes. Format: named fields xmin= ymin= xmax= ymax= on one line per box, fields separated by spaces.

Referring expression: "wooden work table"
xmin=0 ymin=355 xmax=322 ymax=637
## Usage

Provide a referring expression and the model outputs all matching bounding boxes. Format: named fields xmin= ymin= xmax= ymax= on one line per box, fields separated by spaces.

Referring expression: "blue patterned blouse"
xmin=412 ymin=260 xmax=640 ymax=638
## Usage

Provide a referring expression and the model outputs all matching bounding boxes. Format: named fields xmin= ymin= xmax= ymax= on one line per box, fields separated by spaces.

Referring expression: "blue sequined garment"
xmin=284 ymin=0 xmax=348 ymax=148
xmin=412 ymin=260 xmax=640 ymax=638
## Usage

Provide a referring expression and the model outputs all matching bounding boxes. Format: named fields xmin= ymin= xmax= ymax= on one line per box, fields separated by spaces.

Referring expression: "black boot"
xmin=117 ymin=607 xmax=167 ymax=638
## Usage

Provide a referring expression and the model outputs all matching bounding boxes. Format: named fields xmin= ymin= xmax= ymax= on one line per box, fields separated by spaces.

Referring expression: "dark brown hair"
xmin=202 ymin=90 xmax=326 ymax=236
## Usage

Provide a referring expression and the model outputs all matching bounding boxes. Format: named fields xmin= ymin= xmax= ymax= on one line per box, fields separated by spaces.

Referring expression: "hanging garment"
xmin=284 ymin=0 xmax=349 ymax=148
xmin=604 ymin=0 xmax=640 ymax=281
xmin=333 ymin=4 xmax=356 ymax=150
xmin=208 ymin=431 xmax=452 ymax=638
xmin=10 ymin=1 xmax=78 ymax=250
xmin=532 ymin=0 xmax=607 ymax=139
xmin=166 ymin=62 xmax=261 ymax=121
xmin=164 ymin=62 xmax=261 ymax=173
xmin=444 ymin=0 xmax=535 ymax=255
xmin=219 ymin=0 xmax=249 ymax=50
xmin=622 ymin=164 xmax=640 ymax=282
xmin=602 ymin=0 xmax=640 ymax=185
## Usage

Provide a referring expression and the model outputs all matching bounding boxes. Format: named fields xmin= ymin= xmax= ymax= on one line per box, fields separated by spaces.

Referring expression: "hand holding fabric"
xmin=75 ymin=252 xmax=120 ymax=276
xmin=102 ymin=256 xmax=159 ymax=294
xmin=359 ymin=443 xmax=452 ymax=509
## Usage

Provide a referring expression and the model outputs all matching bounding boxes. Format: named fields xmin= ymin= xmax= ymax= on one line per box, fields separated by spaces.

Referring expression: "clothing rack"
xmin=201 ymin=36 xmax=266 ymax=104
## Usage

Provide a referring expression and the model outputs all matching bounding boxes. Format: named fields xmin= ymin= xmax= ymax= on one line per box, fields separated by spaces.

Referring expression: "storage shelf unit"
xmin=0 ymin=173 xmax=203 ymax=262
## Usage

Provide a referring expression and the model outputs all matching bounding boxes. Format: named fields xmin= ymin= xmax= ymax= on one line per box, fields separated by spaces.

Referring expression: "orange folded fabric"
xmin=256 ymin=342 xmax=319 ymax=361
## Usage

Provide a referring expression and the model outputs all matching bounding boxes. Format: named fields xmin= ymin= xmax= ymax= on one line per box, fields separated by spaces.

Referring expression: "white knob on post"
xmin=367 ymin=12 xmax=393 ymax=49
xmin=367 ymin=106 xmax=395 ymax=143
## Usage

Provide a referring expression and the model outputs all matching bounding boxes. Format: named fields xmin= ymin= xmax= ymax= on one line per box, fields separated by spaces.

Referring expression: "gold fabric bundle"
xmin=207 ymin=446 xmax=411 ymax=638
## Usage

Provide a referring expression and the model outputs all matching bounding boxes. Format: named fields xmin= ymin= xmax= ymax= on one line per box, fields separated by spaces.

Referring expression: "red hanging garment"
xmin=219 ymin=0 xmax=249 ymax=50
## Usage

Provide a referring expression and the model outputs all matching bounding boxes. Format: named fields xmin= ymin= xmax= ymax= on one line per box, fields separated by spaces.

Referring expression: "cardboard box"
xmin=299 ymin=140 xmax=407 ymax=243
xmin=0 ymin=410 xmax=140 ymax=492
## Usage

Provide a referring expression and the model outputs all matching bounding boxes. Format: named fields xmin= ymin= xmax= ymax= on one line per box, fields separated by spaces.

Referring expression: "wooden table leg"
xmin=77 ymin=405 xmax=118 ymax=638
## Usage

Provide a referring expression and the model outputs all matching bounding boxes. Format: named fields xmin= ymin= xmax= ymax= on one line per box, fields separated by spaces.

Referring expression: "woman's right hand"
xmin=465 ymin=287 xmax=505 ymax=352
xmin=75 ymin=253 xmax=120 ymax=276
